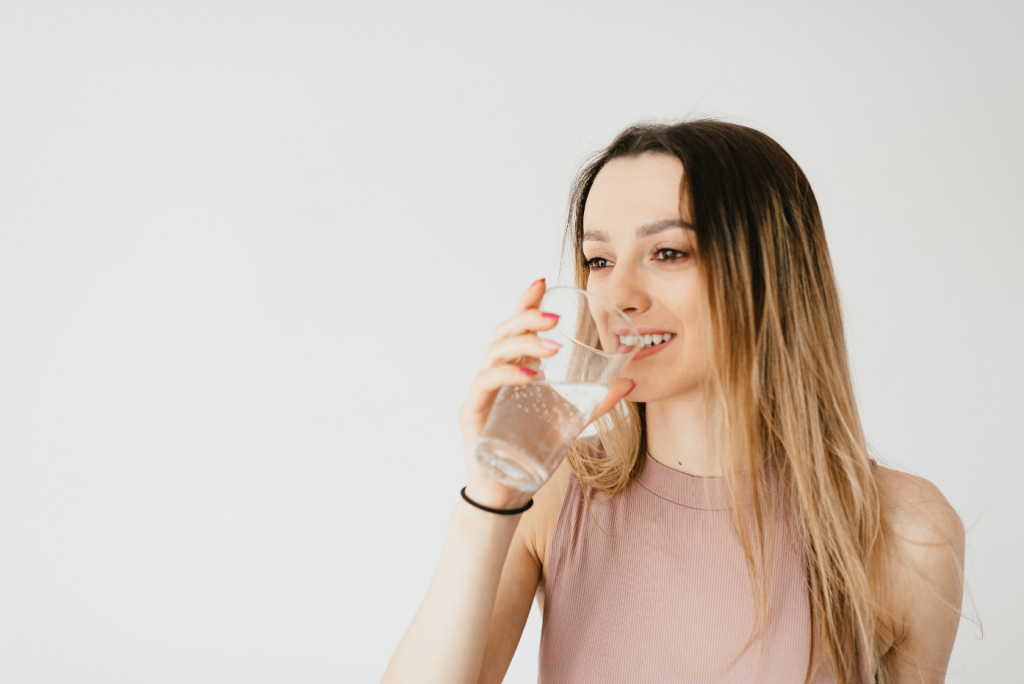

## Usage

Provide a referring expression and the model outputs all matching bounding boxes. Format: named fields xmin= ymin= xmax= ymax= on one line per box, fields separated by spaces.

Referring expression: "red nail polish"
xmin=531 ymin=278 xmax=546 ymax=287
xmin=519 ymin=367 xmax=537 ymax=376
xmin=541 ymin=312 xmax=559 ymax=321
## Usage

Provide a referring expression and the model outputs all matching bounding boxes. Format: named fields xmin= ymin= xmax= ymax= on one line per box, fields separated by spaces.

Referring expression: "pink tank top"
xmin=538 ymin=453 xmax=837 ymax=683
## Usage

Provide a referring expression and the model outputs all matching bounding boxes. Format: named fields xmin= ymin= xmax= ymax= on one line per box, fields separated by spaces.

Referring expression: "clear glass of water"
xmin=475 ymin=286 xmax=640 ymax=492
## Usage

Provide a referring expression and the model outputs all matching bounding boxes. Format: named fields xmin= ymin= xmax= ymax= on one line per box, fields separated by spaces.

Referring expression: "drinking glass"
xmin=475 ymin=286 xmax=640 ymax=492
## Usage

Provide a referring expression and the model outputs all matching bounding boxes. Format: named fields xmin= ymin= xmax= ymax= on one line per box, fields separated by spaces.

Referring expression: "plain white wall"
xmin=1 ymin=1 xmax=1021 ymax=682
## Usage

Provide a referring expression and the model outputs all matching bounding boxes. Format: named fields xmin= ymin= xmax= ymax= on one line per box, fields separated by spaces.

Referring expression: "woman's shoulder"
xmin=873 ymin=464 xmax=965 ymax=662
xmin=874 ymin=465 xmax=964 ymax=549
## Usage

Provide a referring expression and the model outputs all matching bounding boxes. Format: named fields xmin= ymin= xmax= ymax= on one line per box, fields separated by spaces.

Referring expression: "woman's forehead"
xmin=584 ymin=153 xmax=689 ymax=238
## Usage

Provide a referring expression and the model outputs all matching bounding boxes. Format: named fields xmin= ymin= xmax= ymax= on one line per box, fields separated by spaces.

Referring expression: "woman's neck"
xmin=644 ymin=391 xmax=721 ymax=477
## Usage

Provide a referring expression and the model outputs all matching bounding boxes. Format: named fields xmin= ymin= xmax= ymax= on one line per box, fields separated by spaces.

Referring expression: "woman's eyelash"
xmin=585 ymin=249 xmax=689 ymax=269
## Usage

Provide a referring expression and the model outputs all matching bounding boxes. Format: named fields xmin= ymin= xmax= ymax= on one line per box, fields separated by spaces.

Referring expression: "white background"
xmin=1 ymin=1 xmax=1021 ymax=682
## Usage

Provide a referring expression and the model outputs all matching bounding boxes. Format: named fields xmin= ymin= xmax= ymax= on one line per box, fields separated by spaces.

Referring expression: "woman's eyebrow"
xmin=583 ymin=220 xmax=694 ymax=243
xmin=636 ymin=219 xmax=695 ymax=238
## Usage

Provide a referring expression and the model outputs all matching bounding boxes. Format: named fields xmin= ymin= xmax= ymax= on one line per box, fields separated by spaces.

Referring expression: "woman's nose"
xmin=605 ymin=268 xmax=650 ymax=317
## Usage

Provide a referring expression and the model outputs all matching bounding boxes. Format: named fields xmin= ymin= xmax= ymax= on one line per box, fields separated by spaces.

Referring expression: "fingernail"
xmin=519 ymin=367 xmax=537 ymax=376
xmin=624 ymin=379 xmax=637 ymax=397
xmin=541 ymin=312 xmax=559 ymax=321
xmin=531 ymin=278 xmax=546 ymax=287
xmin=540 ymin=340 xmax=562 ymax=350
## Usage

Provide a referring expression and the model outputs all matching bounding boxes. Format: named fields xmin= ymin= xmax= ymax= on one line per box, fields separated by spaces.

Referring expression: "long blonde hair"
xmin=564 ymin=120 xmax=892 ymax=682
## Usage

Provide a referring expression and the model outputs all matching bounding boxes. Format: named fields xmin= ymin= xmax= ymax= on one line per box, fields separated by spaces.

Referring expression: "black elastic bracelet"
xmin=461 ymin=487 xmax=534 ymax=515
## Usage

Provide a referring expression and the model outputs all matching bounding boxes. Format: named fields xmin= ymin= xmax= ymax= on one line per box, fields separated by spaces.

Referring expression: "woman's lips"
xmin=630 ymin=334 xmax=675 ymax=360
xmin=614 ymin=334 xmax=676 ymax=359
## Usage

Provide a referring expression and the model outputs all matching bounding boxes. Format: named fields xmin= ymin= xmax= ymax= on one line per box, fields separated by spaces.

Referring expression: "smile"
xmin=618 ymin=333 xmax=675 ymax=349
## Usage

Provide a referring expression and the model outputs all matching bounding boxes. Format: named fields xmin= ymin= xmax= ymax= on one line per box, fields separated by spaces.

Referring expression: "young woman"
xmin=381 ymin=121 xmax=965 ymax=683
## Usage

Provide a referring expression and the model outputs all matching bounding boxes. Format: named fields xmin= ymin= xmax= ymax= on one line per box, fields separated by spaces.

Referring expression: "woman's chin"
xmin=621 ymin=386 xmax=659 ymax=404
xmin=623 ymin=379 xmax=704 ymax=406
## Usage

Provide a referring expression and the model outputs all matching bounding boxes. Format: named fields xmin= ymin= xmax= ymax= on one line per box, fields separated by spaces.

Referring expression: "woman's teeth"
xmin=619 ymin=333 xmax=675 ymax=349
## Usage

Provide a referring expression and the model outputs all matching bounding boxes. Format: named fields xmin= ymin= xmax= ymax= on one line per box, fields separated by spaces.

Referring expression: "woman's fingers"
xmin=494 ymin=308 xmax=560 ymax=341
xmin=459 ymin=279 xmax=552 ymax=459
xmin=512 ymin=278 xmax=547 ymax=316
xmin=491 ymin=279 xmax=556 ymax=340
xmin=588 ymin=376 xmax=637 ymax=423
xmin=482 ymin=335 xmax=561 ymax=369
xmin=459 ymin=364 xmax=535 ymax=428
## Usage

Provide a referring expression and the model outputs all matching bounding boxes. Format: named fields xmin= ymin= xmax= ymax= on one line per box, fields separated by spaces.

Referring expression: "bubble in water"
xmin=477 ymin=381 xmax=610 ymax=487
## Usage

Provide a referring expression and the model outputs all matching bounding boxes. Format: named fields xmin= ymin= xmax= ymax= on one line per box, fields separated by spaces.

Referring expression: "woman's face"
xmin=582 ymin=152 xmax=708 ymax=403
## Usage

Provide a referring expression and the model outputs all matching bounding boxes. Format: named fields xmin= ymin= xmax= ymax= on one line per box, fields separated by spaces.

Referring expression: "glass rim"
xmin=541 ymin=285 xmax=639 ymax=360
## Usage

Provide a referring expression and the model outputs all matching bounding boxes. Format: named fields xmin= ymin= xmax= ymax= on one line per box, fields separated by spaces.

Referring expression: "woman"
xmin=381 ymin=121 xmax=965 ymax=683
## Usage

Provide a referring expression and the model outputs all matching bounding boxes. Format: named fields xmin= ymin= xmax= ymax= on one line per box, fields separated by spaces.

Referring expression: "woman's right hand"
xmin=458 ymin=279 xmax=638 ymax=510
xmin=458 ymin=278 xmax=560 ymax=511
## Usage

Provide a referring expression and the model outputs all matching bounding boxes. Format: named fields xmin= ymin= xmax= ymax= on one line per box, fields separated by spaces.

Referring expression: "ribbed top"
xmin=635 ymin=452 xmax=773 ymax=510
xmin=537 ymin=453 xmax=837 ymax=683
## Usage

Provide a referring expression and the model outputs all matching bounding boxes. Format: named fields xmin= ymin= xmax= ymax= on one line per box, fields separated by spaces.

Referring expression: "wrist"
xmin=463 ymin=482 xmax=533 ymax=512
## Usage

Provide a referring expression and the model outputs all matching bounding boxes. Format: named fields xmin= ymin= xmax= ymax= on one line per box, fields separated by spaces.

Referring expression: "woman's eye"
xmin=654 ymin=248 xmax=688 ymax=261
xmin=585 ymin=257 xmax=612 ymax=270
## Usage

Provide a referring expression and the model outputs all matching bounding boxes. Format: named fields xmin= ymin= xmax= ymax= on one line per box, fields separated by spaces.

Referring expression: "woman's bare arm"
xmin=381 ymin=456 xmax=569 ymax=684
xmin=878 ymin=468 xmax=966 ymax=683
xmin=380 ymin=494 xmax=536 ymax=684
xmin=476 ymin=456 xmax=573 ymax=683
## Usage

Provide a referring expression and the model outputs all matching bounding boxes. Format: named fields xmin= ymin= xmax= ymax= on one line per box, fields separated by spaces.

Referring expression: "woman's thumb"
xmin=588 ymin=377 xmax=636 ymax=422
